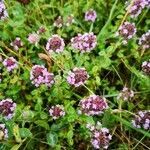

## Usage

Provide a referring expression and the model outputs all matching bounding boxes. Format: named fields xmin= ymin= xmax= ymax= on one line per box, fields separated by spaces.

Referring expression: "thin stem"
xmin=89 ymin=23 xmax=94 ymax=32
xmin=0 ymin=52 xmax=30 ymax=71
xmin=119 ymin=100 xmax=123 ymax=131
xmin=104 ymin=94 xmax=118 ymax=98
xmin=137 ymin=8 xmax=149 ymax=26
xmin=36 ymin=2 xmax=46 ymax=26
xmin=82 ymin=84 xmax=95 ymax=95
xmin=98 ymin=0 xmax=118 ymax=39
xmin=119 ymin=0 xmax=136 ymax=28
xmin=112 ymin=65 xmax=124 ymax=84
xmin=133 ymin=137 xmax=150 ymax=150
xmin=0 ymin=41 xmax=32 ymax=67
xmin=112 ymin=109 xmax=139 ymax=117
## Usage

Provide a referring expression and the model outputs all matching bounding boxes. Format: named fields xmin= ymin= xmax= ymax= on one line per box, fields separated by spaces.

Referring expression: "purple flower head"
xmin=67 ymin=67 xmax=89 ymax=87
xmin=139 ymin=30 xmax=150 ymax=50
xmin=46 ymin=35 xmax=65 ymax=53
xmin=3 ymin=57 xmax=18 ymax=72
xmin=65 ymin=15 xmax=74 ymax=26
xmin=0 ymin=124 xmax=8 ymax=140
xmin=53 ymin=16 xmax=63 ymax=28
xmin=79 ymin=95 xmax=108 ymax=116
xmin=117 ymin=87 xmax=134 ymax=101
xmin=0 ymin=98 xmax=16 ymax=120
xmin=145 ymin=0 xmax=150 ymax=7
xmin=85 ymin=9 xmax=97 ymax=22
xmin=142 ymin=60 xmax=150 ymax=75
xmin=71 ymin=32 xmax=97 ymax=53
xmin=0 ymin=1 xmax=8 ymax=20
xmin=91 ymin=128 xmax=112 ymax=149
xmin=132 ymin=111 xmax=150 ymax=130
xmin=117 ymin=22 xmax=136 ymax=44
xmin=28 ymin=33 xmax=40 ymax=45
xmin=30 ymin=65 xmax=54 ymax=87
xmin=87 ymin=123 xmax=112 ymax=149
xmin=49 ymin=105 xmax=65 ymax=120
xmin=10 ymin=37 xmax=23 ymax=51
xmin=127 ymin=0 xmax=147 ymax=18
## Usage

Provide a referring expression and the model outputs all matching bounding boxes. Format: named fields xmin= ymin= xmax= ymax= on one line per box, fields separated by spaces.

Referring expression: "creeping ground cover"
xmin=0 ymin=0 xmax=150 ymax=149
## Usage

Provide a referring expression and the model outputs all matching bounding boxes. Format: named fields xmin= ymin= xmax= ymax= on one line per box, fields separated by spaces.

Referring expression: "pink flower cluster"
xmin=117 ymin=87 xmax=134 ymax=101
xmin=3 ymin=57 xmax=18 ymax=72
xmin=0 ymin=98 xmax=16 ymax=120
xmin=71 ymin=32 xmax=97 ymax=53
xmin=85 ymin=9 xmax=97 ymax=22
xmin=117 ymin=22 xmax=136 ymax=44
xmin=0 ymin=124 xmax=8 ymax=140
xmin=139 ymin=30 xmax=150 ymax=50
xmin=79 ymin=95 xmax=108 ymax=116
xmin=49 ymin=105 xmax=65 ymax=120
xmin=142 ymin=60 xmax=150 ymax=75
xmin=67 ymin=67 xmax=89 ymax=87
xmin=28 ymin=33 xmax=40 ymax=45
xmin=132 ymin=111 xmax=150 ymax=130
xmin=0 ymin=1 xmax=8 ymax=20
xmin=27 ymin=27 xmax=47 ymax=45
xmin=46 ymin=35 xmax=65 ymax=53
xmin=91 ymin=128 xmax=112 ymax=149
xmin=30 ymin=65 xmax=54 ymax=87
xmin=10 ymin=37 xmax=23 ymax=51
xmin=127 ymin=0 xmax=147 ymax=18
xmin=145 ymin=0 xmax=150 ymax=7
xmin=87 ymin=122 xmax=112 ymax=149
xmin=126 ymin=0 xmax=150 ymax=18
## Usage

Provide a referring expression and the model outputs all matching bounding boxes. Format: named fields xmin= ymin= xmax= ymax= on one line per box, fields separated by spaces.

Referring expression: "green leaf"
xmin=40 ymin=111 xmax=48 ymax=119
xmin=35 ymin=103 xmax=42 ymax=111
xmin=35 ymin=120 xmax=49 ymax=130
xmin=67 ymin=130 xmax=73 ymax=146
xmin=10 ymin=144 xmax=22 ymax=150
xmin=19 ymin=128 xmax=32 ymax=138
xmin=98 ymin=52 xmax=111 ymax=68
xmin=10 ymin=76 xmax=19 ymax=84
xmin=102 ymin=110 xmax=116 ymax=128
xmin=79 ymin=115 xmax=94 ymax=124
xmin=46 ymin=132 xmax=58 ymax=147
xmin=67 ymin=115 xmax=77 ymax=122
xmin=22 ymin=110 xmax=35 ymax=120
xmin=13 ymin=125 xmax=22 ymax=143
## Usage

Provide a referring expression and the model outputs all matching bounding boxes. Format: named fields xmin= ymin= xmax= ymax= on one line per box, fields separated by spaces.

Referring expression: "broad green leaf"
xmin=46 ymin=132 xmax=58 ymax=147
xmin=10 ymin=144 xmax=22 ymax=150
xmin=67 ymin=130 xmax=73 ymax=146
xmin=13 ymin=125 xmax=22 ymax=143
xmin=40 ymin=111 xmax=48 ymax=119
xmin=19 ymin=128 xmax=32 ymax=138
xmin=35 ymin=120 xmax=49 ymax=130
